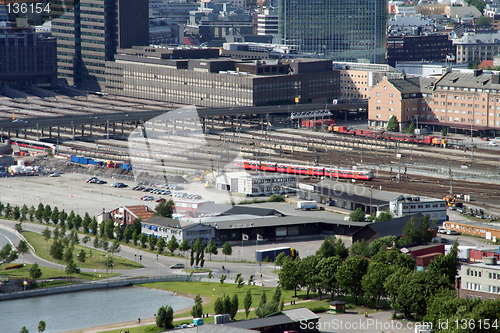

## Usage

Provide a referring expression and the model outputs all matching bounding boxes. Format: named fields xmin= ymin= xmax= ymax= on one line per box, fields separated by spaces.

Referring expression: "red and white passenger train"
xmin=234 ymin=159 xmax=374 ymax=180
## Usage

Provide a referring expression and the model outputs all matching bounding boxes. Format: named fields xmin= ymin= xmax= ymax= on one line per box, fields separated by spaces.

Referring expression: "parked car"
xmin=142 ymin=188 xmax=153 ymax=192
xmin=446 ymin=229 xmax=460 ymax=235
xmin=49 ymin=172 xmax=60 ymax=177
xmin=326 ymin=201 xmax=335 ymax=206
xmin=489 ymin=142 xmax=498 ymax=146
xmin=156 ymin=198 xmax=166 ymax=202
xmin=96 ymin=180 xmax=107 ymax=184
xmin=87 ymin=177 xmax=98 ymax=183
xmin=141 ymin=196 xmax=154 ymax=201
xmin=170 ymin=263 xmax=185 ymax=269
xmin=112 ymin=182 xmax=128 ymax=188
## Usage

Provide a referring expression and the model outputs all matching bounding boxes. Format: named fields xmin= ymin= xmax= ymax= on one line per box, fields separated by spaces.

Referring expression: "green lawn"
xmin=0 ymin=263 xmax=119 ymax=283
xmin=91 ymin=281 xmax=332 ymax=333
xmin=23 ymin=231 xmax=140 ymax=270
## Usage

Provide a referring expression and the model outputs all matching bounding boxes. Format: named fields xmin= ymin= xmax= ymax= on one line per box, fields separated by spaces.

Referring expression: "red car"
xmin=156 ymin=198 xmax=166 ymax=202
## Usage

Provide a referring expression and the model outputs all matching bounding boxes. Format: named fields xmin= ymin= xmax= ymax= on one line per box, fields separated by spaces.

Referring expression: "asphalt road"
xmin=0 ymin=219 xmax=280 ymax=285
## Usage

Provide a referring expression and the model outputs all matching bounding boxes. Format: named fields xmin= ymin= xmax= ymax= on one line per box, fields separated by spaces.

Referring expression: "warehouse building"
xmin=142 ymin=215 xmax=216 ymax=244
xmin=215 ymin=171 xmax=297 ymax=196
xmin=443 ymin=221 xmax=500 ymax=241
xmin=298 ymin=179 xmax=447 ymax=221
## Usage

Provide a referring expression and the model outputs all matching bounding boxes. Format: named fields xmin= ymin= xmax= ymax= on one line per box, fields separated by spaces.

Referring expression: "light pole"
xmin=76 ymin=253 xmax=80 ymax=281
xmin=23 ymin=263 xmax=27 ymax=293
xmin=106 ymin=255 xmax=109 ymax=284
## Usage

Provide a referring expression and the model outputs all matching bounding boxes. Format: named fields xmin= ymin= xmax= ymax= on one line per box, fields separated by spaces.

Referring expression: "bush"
xmin=308 ymin=306 xmax=329 ymax=313
xmin=268 ymin=194 xmax=285 ymax=202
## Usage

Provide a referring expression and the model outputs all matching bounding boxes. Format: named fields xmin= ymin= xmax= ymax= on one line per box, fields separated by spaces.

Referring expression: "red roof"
xmin=478 ymin=60 xmax=494 ymax=69
xmin=124 ymin=205 xmax=155 ymax=221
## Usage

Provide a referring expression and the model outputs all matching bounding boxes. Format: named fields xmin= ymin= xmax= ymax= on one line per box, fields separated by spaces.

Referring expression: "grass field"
xmin=0 ymin=263 xmax=120 ymax=284
xmin=23 ymin=231 xmax=140 ymax=270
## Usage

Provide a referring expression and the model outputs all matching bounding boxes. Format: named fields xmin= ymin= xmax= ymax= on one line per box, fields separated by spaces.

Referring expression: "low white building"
xmin=141 ymin=216 xmax=216 ymax=244
xmin=215 ymin=171 xmax=297 ymax=196
xmin=390 ymin=195 xmax=447 ymax=222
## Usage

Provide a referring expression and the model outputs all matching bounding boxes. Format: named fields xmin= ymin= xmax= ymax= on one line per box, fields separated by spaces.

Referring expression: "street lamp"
xmin=23 ymin=263 xmax=27 ymax=293
xmin=76 ymin=253 xmax=80 ymax=281
xmin=106 ymin=255 xmax=109 ymax=284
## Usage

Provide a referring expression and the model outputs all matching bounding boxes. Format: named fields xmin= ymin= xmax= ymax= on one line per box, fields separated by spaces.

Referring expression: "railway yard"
xmin=6 ymin=114 xmax=500 ymax=215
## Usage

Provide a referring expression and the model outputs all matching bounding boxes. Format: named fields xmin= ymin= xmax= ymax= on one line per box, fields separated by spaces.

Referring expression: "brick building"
xmin=443 ymin=220 xmax=500 ymax=241
xmin=368 ymin=69 xmax=500 ymax=136
xmin=108 ymin=205 xmax=155 ymax=228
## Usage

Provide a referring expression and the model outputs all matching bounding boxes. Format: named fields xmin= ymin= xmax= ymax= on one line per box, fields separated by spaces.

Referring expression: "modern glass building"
xmin=278 ymin=0 xmax=388 ymax=63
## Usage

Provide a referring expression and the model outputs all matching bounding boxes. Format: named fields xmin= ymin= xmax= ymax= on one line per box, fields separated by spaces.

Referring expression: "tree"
xmin=42 ymin=205 xmax=51 ymax=224
xmin=222 ymin=241 xmax=232 ymax=260
xmin=20 ymin=204 xmax=28 ymax=222
xmin=0 ymin=202 xmax=3 ymax=217
xmin=93 ymin=236 xmax=100 ymax=249
xmin=256 ymin=300 xmax=279 ymax=318
xmin=206 ymin=239 xmax=218 ymax=260
xmin=64 ymin=245 xmax=74 ymax=264
xmin=386 ymin=115 xmax=400 ymax=132
xmin=350 ymin=240 xmax=370 ymax=257
xmin=123 ymin=225 xmax=133 ymax=244
xmin=114 ymin=225 xmax=124 ymax=241
xmin=38 ymin=320 xmax=46 ymax=333
xmin=149 ymin=236 xmax=156 ymax=251
xmin=244 ymin=289 xmax=252 ymax=318
xmin=0 ymin=243 xmax=13 ymax=261
xmin=74 ymin=215 xmax=83 ymax=231
xmin=191 ymin=294 xmax=203 ymax=318
xmin=28 ymin=205 xmax=35 ymax=222
xmin=214 ymin=297 xmax=225 ymax=315
xmin=82 ymin=235 xmax=91 ymax=247
xmin=220 ymin=274 xmax=226 ymax=284
xmin=12 ymin=205 xmax=20 ymax=220
xmin=17 ymin=240 xmax=29 ymax=257
xmin=428 ymin=239 xmax=459 ymax=285
xmin=179 ymin=239 xmax=190 ymax=253
xmin=58 ymin=210 xmax=68 ymax=227
xmin=279 ymin=257 xmax=301 ymax=297
xmin=77 ymin=249 xmax=86 ymax=263
xmin=475 ymin=15 xmax=492 ymax=26
xmin=140 ymin=233 xmax=148 ymax=248
xmin=316 ymin=236 xmax=348 ymax=259
xmin=442 ymin=127 xmax=448 ymax=137
xmin=35 ymin=203 xmax=44 ymax=222
xmin=318 ymin=256 xmax=342 ymax=300
xmin=65 ymin=259 xmax=80 ymax=277
xmin=51 ymin=206 xmax=59 ymax=225
xmin=275 ymin=252 xmax=288 ymax=267
xmin=157 ymin=237 xmax=166 ymax=254
xmin=82 ymin=213 xmax=91 ymax=234
xmin=20 ymin=327 xmax=29 ymax=333
xmin=167 ymin=236 xmax=179 ymax=253
xmin=237 ymin=276 xmax=245 ymax=289
xmin=349 ymin=207 xmax=366 ymax=222
xmin=398 ymin=215 xmax=435 ymax=246
xmin=42 ymin=227 xmax=51 ymax=242
xmin=67 ymin=210 xmax=75 ymax=229
xmin=3 ymin=203 xmax=12 ymax=218
xmin=105 ymin=219 xmax=115 ymax=239
xmin=155 ymin=199 xmax=174 ymax=218
xmin=156 ymin=305 xmax=174 ymax=329
xmin=15 ymin=222 xmax=23 ymax=233
xmin=336 ymin=256 xmax=369 ymax=305
xmin=367 ymin=235 xmax=398 ymax=257
xmin=300 ymin=255 xmax=320 ymax=299
xmin=70 ymin=230 xmax=79 ymax=245
xmin=110 ymin=241 xmax=120 ymax=254
xmin=30 ymin=262 xmax=43 ymax=281
xmin=362 ymin=261 xmax=393 ymax=309
xmin=89 ymin=217 xmax=97 ymax=235
xmin=50 ymin=240 xmax=64 ymax=261
xmin=374 ymin=210 xmax=393 ymax=223
xmin=405 ymin=121 xmax=416 ymax=134
xmin=230 ymin=294 xmax=239 ymax=320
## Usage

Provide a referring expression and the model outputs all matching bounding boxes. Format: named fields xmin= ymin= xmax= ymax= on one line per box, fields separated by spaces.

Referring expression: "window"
xmin=376 ymin=100 xmax=381 ymax=103
xmin=376 ymin=92 xmax=381 ymax=96
xmin=389 ymin=100 xmax=394 ymax=104
xmin=376 ymin=114 xmax=380 ymax=118
xmin=376 ymin=106 xmax=381 ymax=110
xmin=389 ymin=93 xmax=393 ymax=97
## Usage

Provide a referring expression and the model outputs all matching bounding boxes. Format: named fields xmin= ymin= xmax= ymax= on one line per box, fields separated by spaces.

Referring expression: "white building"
xmin=453 ymin=32 xmax=500 ymax=64
xmin=390 ymin=195 xmax=447 ymax=222
xmin=257 ymin=8 xmax=278 ymax=39
xmin=141 ymin=215 xmax=216 ymax=244
xmin=215 ymin=171 xmax=297 ymax=196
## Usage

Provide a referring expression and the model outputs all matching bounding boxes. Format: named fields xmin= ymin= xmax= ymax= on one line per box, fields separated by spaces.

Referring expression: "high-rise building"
xmin=278 ymin=0 xmax=388 ymax=63
xmin=52 ymin=0 xmax=149 ymax=91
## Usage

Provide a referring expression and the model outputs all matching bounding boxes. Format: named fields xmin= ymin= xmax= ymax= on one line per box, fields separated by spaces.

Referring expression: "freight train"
xmin=327 ymin=126 xmax=452 ymax=146
xmin=234 ymin=159 xmax=374 ymax=180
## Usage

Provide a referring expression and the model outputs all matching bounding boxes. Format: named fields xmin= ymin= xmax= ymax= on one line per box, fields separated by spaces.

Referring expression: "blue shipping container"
xmin=70 ymin=156 xmax=79 ymax=163
xmin=78 ymin=157 xmax=88 ymax=164
xmin=88 ymin=160 xmax=98 ymax=165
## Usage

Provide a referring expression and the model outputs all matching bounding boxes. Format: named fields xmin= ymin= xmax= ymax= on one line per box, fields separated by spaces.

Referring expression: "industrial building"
xmin=443 ymin=220 xmax=500 ymax=241
xmin=278 ymin=0 xmax=387 ymax=63
xmin=215 ymin=171 xmax=297 ymax=196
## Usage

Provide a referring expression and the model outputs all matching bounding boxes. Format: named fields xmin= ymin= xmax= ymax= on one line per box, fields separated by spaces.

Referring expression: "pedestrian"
xmin=138 ymin=318 xmax=141 ymax=324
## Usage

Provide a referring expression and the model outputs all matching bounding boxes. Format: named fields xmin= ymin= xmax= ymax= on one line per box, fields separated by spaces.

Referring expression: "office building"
xmin=278 ymin=0 xmax=388 ymax=63
xmin=215 ymin=171 xmax=297 ymax=196
xmin=105 ymin=47 xmax=340 ymax=107
xmin=0 ymin=27 xmax=57 ymax=87
xmin=52 ymin=0 xmax=149 ymax=91
xmin=387 ymin=34 xmax=455 ymax=67
xmin=460 ymin=262 xmax=500 ymax=300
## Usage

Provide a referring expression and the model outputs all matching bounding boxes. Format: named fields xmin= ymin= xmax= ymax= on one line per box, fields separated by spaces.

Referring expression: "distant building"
xmin=215 ymin=171 xmax=297 ymax=196
xmin=453 ymin=32 xmax=500 ymax=64
xmin=0 ymin=28 xmax=57 ymax=87
xmin=105 ymin=48 xmax=340 ymax=107
xmin=390 ymin=195 xmax=447 ymax=222
xmin=257 ymin=8 xmax=278 ymax=40
xmin=52 ymin=0 xmax=149 ymax=91
xmin=387 ymin=34 xmax=455 ymax=67
xmin=142 ymin=215 xmax=216 ymax=244
xmin=459 ymin=262 xmax=500 ymax=300
xmin=443 ymin=220 xmax=500 ymax=241
xmin=404 ymin=242 xmax=445 ymax=271
xmin=278 ymin=0 xmax=388 ymax=63
xmin=224 ymin=308 xmax=319 ymax=332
